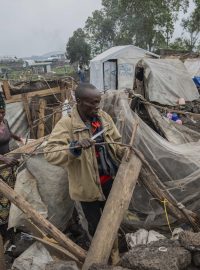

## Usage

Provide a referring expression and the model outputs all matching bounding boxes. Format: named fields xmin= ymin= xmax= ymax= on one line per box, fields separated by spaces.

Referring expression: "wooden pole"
xmin=0 ymin=234 xmax=6 ymax=270
xmin=0 ymin=178 xmax=86 ymax=262
xmin=2 ymin=80 xmax=12 ymax=100
xmin=83 ymin=152 xmax=142 ymax=269
xmin=37 ymin=99 xmax=47 ymax=138
xmin=22 ymin=94 xmax=36 ymax=139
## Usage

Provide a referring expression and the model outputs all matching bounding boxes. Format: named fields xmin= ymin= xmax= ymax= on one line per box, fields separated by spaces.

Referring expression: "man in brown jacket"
xmin=45 ymin=83 xmax=125 ymax=237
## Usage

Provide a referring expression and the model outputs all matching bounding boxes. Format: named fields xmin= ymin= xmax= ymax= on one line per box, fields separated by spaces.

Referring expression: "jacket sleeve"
xmin=44 ymin=117 xmax=78 ymax=168
xmin=105 ymin=113 xmax=127 ymax=160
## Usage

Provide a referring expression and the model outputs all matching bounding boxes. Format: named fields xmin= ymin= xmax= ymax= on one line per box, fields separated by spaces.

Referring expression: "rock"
xmin=192 ymin=251 xmax=200 ymax=267
xmin=12 ymin=242 xmax=53 ymax=270
xmin=119 ymin=239 xmax=191 ymax=270
xmin=89 ymin=264 xmax=129 ymax=270
xmin=179 ymin=231 xmax=200 ymax=251
xmin=126 ymin=229 xmax=166 ymax=249
xmin=45 ymin=261 xmax=79 ymax=270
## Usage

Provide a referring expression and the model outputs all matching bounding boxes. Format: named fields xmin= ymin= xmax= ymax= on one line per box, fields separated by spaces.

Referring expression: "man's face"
xmin=79 ymin=91 xmax=101 ymax=118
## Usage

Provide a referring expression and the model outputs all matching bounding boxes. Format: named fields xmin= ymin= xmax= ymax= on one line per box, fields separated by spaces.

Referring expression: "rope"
xmin=161 ymin=198 xmax=173 ymax=234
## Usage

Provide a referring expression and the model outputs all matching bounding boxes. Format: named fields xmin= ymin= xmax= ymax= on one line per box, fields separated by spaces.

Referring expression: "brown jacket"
xmin=44 ymin=105 xmax=125 ymax=202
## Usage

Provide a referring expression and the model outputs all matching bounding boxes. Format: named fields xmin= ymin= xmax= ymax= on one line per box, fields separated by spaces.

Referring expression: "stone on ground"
xmin=119 ymin=239 xmax=191 ymax=270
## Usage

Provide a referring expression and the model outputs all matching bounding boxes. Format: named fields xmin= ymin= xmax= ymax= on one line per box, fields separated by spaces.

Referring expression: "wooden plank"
xmin=5 ymin=87 xmax=61 ymax=104
xmin=52 ymin=108 xmax=62 ymax=129
xmin=2 ymin=80 xmax=12 ymax=100
xmin=37 ymin=99 xmax=47 ymax=138
xmin=83 ymin=152 xmax=142 ymax=269
xmin=22 ymin=94 xmax=36 ymax=139
xmin=0 ymin=234 xmax=6 ymax=270
xmin=6 ymin=136 xmax=47 ymax=156
xmin=0 ymin=177 xmax=87 ymax=262
xmin=140 ymin=162 xmax=200 ymax=232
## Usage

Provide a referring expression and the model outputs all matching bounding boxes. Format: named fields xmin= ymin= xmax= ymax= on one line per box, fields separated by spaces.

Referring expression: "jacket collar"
xmin=70 ymin=105 xmax=109 ymax=132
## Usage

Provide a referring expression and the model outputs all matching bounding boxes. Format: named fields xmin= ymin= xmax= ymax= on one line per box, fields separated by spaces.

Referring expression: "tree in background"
xmin=169 ymin=37 xmax=188 ymax=50
xmin=66 ymin=28 xmax=91 ymax=64
xmin=85 ymin=10 xmax=116 ymax=56
xmin=84 ymin=0 xmax=189 ymax=55
xmin=181 ymin=0 xmax=200 ymax=51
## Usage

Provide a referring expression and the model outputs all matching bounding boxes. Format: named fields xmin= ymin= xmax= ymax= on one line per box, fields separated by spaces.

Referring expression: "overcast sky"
xmin=0 ymin=0 xmax=102 ymax=57
xmin=0 ymin=0 xmax=195 ymax=58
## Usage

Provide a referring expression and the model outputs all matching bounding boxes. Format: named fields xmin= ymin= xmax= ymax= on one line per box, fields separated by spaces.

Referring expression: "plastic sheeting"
xmin=6 ymin=102 xmax=29 ymax=137
xmin=9 ymin=169 xmax=48 ymax=229
xmin=9 ymin=156 xmax=74 ymax=231
xmin=141 ymin=59 xmax=199 ymax=105
xmin=118 ymin=58 xmax=138 ymax=90
xmin=101 ymin=91 xmax=200 ymax=228
xmin=12 ymin=242 xmax=53 ymax=270
xmin=184 ymin=58 xmax=200 ymax=77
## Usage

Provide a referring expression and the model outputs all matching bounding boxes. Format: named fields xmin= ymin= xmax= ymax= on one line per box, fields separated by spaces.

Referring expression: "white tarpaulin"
xmin=118 ymin=58 xmax=139 ymax=90
xmin=90 ymin=45 xmax=159 ymax=91
xmin=6 ymin=101 xmax=29 ymax=137
xmin=103 ymin=61 xmax=117 ymax=90
xmin=141 ymin=58 xmax=199 ymax=105
xmin=9 ymin=156 xmax=74 ymax=231
xmin=184 ymin=58 xmax=200 ymax=77
xmin=12 ymin=242 xmax=53 ymax=270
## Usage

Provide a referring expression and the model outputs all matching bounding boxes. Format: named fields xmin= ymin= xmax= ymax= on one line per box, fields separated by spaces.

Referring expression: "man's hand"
xmin=77 ymin=139 xmax=95 ymax=149
xmin=2 ymin=157 xmax=19 ymax=167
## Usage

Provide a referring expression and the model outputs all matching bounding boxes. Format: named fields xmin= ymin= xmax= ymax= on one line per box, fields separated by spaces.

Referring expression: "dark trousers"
xmin=81 ymin=179 xmax=113 ymax=236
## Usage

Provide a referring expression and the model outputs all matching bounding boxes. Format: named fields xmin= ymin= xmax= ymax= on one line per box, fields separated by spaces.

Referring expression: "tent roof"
xmin=184 ymin=58 xmax=200 ymax=77
xmin=91 ymin=45 xmax=159 ymax=62
xmin=142 ymin=58 xmax=199 ymax=105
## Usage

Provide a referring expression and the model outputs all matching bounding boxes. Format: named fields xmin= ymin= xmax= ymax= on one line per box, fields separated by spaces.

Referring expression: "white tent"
xmin=184 ymin=58 xmax=200 ymax=78
xmin=90 ymin=45 xmax=159 ymax=91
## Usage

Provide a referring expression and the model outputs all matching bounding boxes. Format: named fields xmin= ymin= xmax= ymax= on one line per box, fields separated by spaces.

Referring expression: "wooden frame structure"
xmin=1 ymin=79 xmax=75 ymax=138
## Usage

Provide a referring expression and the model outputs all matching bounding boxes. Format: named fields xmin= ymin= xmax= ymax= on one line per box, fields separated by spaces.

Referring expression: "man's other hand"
xmin=77 ymin=139 xmax=95 ymax=149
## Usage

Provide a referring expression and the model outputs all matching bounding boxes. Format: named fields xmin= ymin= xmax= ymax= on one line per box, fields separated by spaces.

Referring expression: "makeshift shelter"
xmin=137 ymin=58 xmax=199 ymax=105
xmin=1 ymin=78 xmax=76 ymax=139
xmin=184 ymin=58 xmax=200 ymax=78
xmin=184 ymin=58 xmax=200 ymax=88
xmin=90 ymin=45 xmax=159 ymax=91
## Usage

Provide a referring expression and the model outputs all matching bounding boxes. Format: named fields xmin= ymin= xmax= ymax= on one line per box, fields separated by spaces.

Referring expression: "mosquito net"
xmin=101 ymin=90 xmax=200 ymax=229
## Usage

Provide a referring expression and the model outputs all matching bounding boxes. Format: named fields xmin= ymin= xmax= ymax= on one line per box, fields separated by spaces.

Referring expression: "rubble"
xmin=119 ymin=239 xmax=191 ymax=270
xmin=11 ymin=242 xmax=53 ymax=270
xmin=45 ymin=260 xmax=79 ymax=270
xmin=1 ymin=55 xmax=200 ymax=269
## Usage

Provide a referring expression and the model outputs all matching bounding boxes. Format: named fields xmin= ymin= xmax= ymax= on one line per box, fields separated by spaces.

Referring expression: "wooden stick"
xmin=22 ymin=94 xmax=36 ymax=139
xmin=136 ymin=94 xmax=200 ymax=118
xmin=83 ymin=125 xmax=142 ymax=269
xmin=6 ymin=136 xmax=48 ymax=156
xmin=37 ymin=99 xmax=47 ymax=138
xmin=0 ymin=234 xmax=6 ymax=270
xmin=83 ymin=153 xmax=142 ymax=269
xmin=0 ymin=178 xmax=86 ymax=262
xmin=137 ymin=152 xmax=200 ymax=231
xmin=23 ymin=233 xmax=80 ymax=264
xmin=2 ymin=80 xmax=12 ymax=100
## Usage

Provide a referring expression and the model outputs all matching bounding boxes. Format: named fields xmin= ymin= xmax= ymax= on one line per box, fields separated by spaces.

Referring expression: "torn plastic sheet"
xmin=101 ymin=90 xmax=200 ymax=228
